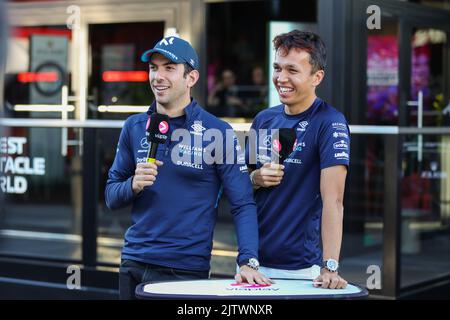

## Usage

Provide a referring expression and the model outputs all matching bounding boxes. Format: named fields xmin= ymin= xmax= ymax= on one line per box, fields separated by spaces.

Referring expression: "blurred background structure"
xmin=0 ymin=0 xmax=450 ymax=299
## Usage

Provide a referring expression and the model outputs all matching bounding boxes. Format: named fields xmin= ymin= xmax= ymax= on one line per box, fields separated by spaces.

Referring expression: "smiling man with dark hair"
xmin=247 ymin=30 xmax=350 ymax=289
xmin=106 ymin=36 xmax=271 ymax=299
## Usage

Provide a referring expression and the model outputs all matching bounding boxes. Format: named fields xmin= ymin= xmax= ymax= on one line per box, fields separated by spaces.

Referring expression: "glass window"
xmin=400 ymin=27 xmax=450 ymax=287
xmin=87 ymin=22 xmax=164 ymax=120
xmin=411 ymin=0 xmax=450 ymax=11
xmin=92 ymin=22 xmax=165 ymax=264
xmin=366 ymin=18 xmax=399 ymax=125
xmin=1 ymin=24 xmax=82 ymax=261
xmin=340 ymin=134 xmax=384 ymax=288
xmin=407 ymin=28 xmax=448 ymax=128
xmin=96 ymin=128 xmax=131 ymax=264
xmin=0 ymin=126 xmax=82 ymax=261
xmin=205 ymin=0 xmax=316 ymax=121
xmin=401 ymin=134 xmax=450 ymax=287
xmin=3 ymin=26 xmax=74 ymax=119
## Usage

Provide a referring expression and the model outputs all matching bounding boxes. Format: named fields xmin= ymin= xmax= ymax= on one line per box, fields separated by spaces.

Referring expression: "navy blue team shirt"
xmin=105 ymin=99 xmax=258 ymax=271
xmin=246 ymin=97 xmax=350 ymax=270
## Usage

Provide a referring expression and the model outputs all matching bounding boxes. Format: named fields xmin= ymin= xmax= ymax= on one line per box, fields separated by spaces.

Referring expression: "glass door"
xmin=1 ymin=1 xmax=178 ymax=265
xmin=88 ymin=21 xmax=165 ymax=264
xmin=348 ymin=0 xmax=450 ymax=297
xmin=1 ymin=24 xmax=83 ymax=261
xmin=400 ymin=21 xmax=450 ymax=288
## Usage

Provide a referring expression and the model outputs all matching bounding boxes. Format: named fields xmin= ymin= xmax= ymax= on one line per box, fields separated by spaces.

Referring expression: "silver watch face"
xmin=326 ymin=259 xmax=339 ymax=271
xmin=248 ymin=258 xmax=260 ymax=269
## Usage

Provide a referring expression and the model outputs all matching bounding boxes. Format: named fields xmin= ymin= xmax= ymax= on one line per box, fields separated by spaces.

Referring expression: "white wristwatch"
xmin=250 ymin=170 xmax=260 ymax=190
xmin=323 ymin=259 xmax=339 ymax=272
xmin=240 ymin=258 xmax=260 ymax=271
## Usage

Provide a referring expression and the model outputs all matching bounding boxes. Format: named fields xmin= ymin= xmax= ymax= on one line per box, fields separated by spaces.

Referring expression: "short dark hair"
xmin=273 ymin=30 xmax=326 ymax=74
xmin=183 ymin=62 xmax=195 ymax=78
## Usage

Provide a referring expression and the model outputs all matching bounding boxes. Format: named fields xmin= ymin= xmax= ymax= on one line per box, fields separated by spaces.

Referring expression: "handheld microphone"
xmin=146 ymin=113 xmax=170 ymax=163
xmin=271 ymin=128 xmax=297 ymax=164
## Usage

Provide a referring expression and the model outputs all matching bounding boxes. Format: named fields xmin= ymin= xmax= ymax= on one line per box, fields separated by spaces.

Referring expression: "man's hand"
xmin=235 ymin=266 xmax=273 ymax=285
xmin=313 ymin=268 xmax=347 ymax=289
xmin=132 ymin=160 xmax=164 ymax=194
xmin=251 ymin=163 xmax=284 ymax=188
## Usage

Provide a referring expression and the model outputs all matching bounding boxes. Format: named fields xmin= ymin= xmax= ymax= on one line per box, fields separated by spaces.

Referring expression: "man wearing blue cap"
xmin=105 ymin=36 xmax=271 ymax=299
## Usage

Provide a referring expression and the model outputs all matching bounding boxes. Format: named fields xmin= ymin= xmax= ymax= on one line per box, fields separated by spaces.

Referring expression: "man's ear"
xmin=312 ymin=70 xmax=325 ymax=87
xmin=187 ymin=70 xmax=200 ymax=88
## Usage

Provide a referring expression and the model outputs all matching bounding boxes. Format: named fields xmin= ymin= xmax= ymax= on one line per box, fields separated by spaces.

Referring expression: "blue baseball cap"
xmin=141 ymin=36 xmax=199 ymax=70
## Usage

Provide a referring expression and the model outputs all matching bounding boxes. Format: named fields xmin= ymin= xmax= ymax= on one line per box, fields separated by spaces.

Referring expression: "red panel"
xmin=12 ymin=27 xmax=72 ymax=39
xmin=17 ymin=71 xmax=59 ymax=83
xmin=102 ymin=71 xmax=148 ymax=82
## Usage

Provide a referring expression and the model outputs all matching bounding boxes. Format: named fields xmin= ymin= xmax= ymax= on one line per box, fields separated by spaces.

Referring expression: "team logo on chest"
xmin=190 ymin=123 xmax=206 ymax=136
xmin=137 ymin=137 xmax=150 ymax=153
xmin=297 ymin=121 xmax=309 ymax=132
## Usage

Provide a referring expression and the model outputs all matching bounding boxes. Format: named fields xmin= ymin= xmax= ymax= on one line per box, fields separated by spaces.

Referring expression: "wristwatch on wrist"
xmin=250 ymin=170 xmax=257 ymax=185
xmin=239 ymin=258 xmax=260 ymax=271
xmin=249 ymin=171 xmax=261 ymax=189
xmin=322 ymin=259 xmax=339 ymax=272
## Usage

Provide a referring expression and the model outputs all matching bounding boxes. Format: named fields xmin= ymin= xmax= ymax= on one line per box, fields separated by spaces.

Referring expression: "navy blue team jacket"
xmin=105 ymin=99 xmax=258 ymax=271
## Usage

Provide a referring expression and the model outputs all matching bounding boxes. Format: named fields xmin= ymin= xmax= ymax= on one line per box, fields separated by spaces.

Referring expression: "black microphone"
xmin=271 ymin=128 xmax=297 ymax=164
xmin=146 ymin=113 xmax=170 ymax=163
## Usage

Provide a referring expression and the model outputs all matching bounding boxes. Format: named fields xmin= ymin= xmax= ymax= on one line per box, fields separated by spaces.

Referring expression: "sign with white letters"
xmin=0 ymin=137 xmax=46 ymax=194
